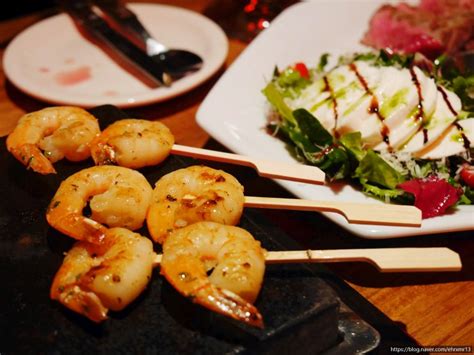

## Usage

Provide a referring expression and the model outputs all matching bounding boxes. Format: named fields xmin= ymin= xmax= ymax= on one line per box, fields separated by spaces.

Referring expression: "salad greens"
xmin=263 ymin=50 xmax=474 ymax=212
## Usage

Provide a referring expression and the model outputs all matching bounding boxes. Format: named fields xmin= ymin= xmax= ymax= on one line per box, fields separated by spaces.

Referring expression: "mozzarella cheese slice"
xmin=402 ymin=88 xmax=462 ymax=155
xmin=415 ymin=118 xmax=474 ymax=160
xmin=286 ymin=59 xmax=467 ymax=160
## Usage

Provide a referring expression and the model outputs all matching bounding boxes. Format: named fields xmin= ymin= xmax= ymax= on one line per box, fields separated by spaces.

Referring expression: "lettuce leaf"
xmin=292 ymin=108 xmax=333 ymax=147
xmin=354 ymin=150 xmax=405 ymax=189
xmin=290 ymin=109 xmax=351 ymax=179
xmin=270 ymin=66 xmax=311 ymax=99
xmin=264 ymin=81 xmax=410 ymax=198
xmin=462 ymin=186 xmax=474 ymax=204
xmin=353 ymin=150 xmax=409 ymax=202
xmin=262 ymin=82 xmax=295 ymax=124
xmin=339 ymin=132 xmax=365 ymax=161
xmin=359 ymin=180 xmax=408 ymax=201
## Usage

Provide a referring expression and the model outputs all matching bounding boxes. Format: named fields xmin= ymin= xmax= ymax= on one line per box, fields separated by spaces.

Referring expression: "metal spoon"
xmin=93 ymin=0 xmax=203 ymax=77
xmin=139 ymin=27 xmax=204 ymax=77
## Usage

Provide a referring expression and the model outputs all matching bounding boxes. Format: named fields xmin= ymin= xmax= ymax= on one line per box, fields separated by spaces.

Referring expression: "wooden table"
xmin=1 ymin=0 xmax=473 ymax=351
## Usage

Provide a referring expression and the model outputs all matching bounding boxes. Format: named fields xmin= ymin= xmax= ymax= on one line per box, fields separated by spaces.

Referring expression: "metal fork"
xmin=93 ymin=0 xmax=203 ymax=77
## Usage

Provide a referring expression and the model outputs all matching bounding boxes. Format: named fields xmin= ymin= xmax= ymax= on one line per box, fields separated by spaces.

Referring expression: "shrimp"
xmin=46 ymin=166 xmax=153 ymax=243
xmin=6 ymin=106 xmax=100 ymax=174
xmin=90 ymin=119 xmax=175 ymax=169
xmin=160 ymin=221 xmax=266 ymax=327
xmin=147 ymin=165 xmax=245 ymax=244
xmin=50 ymin=227 xmax=155 ymax=322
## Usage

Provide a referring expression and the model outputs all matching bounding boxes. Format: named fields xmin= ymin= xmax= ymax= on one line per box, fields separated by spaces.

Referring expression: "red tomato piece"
xmin=293 ymin=62 xmax=309 ymax=79
xmin=460 ymin=164 xmax=474 ymax=188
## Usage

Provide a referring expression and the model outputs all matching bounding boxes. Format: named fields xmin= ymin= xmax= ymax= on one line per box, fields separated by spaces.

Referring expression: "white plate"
xmin=197 ymin=0 xmax=474 ymax=238
xmin=3 ymin=3 xmax=228 ymax=108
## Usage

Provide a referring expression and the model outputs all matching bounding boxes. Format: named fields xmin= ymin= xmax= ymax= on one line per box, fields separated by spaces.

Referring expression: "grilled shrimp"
xmin=47 ymin=166 xmax=153 ymax=244
xmin=6 ymin=107 xmax=100 ymax=174
xmin=147 ymin=166 xmax=244 ymax=244
xmin=160 ymin=222 xmax=266 ymax=327
xmin=90 ymin=119 xmax=175 ymax=169
xmin=50 ymin=227 xmax=154 ymax=322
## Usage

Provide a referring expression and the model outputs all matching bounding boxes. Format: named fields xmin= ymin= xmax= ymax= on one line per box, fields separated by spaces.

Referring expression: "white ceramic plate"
xmin=3 ymin=3 xmax=228 ymax=108
xmin=197 ymin=0 xmax=474 ymax=238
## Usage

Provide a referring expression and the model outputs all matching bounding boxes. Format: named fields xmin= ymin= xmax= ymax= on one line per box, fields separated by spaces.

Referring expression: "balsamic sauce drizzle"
xmin=454 ymin=121 xmax=471 ymax=158
xmin=437 ymin=86 xmax=458 ymax=116
xmin=323 ymin=76 xmax=339 ymax=138
xmin=323 ymin=62 xmax=467 ymax=156
xmin=437 ymin=86 xmax=469 ymax=157
xmin=409 ymin=67 xmax=428 ymax=144
xmin=348 ymin=63 xmax=391 ymax=147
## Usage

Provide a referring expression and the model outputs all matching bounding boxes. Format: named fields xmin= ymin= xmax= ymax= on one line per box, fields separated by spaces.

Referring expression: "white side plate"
xmin=3 ymin=3 xmax=228 ymax=108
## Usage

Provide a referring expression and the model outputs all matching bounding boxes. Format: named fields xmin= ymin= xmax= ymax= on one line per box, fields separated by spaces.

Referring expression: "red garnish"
xmin=293 ymin=62 xmax=309 ymax=79
xmin=460 ymin=164 xmax=474 ymax=188
xmin=398 ymin=175 xmax=461 ymax=219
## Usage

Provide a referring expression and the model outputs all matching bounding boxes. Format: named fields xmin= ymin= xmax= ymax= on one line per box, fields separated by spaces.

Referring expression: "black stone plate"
xmin=0 ymin=105 xmax=418 ymax=354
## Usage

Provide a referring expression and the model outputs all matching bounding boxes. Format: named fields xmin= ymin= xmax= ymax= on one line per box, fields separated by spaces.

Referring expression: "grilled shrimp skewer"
xmin=90 ymin=118 xmax=325 ymax=184
xmin=6 ymin=107 xmax=100 ymax=174
xmin=8 ymin=111 xmax=324 ymax=183
xmin=146 ymin=165 xmax=421 ymax=240
xmin=147 ymin=165 xmax=245 ymax=244
xmin=90 ymin=119 xmax=174 ymax=169
xmin=160 ymin=222 xmax=266 ymax=328
xmin=51 ymin=222 xmax=265 ymax=326
xmin=50 ymin=222 xmax=457 ymax=324
xmin=47 ymin=166 xmax=152 ymax=244
xmin=50 ymin=228 xmax=154 ymax=323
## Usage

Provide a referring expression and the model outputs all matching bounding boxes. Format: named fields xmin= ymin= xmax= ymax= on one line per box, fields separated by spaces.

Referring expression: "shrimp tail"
xmin=92 ymin=143 xmax=117 ymax=165
xmin=53 ymin=285 xmax=108 ymax=323
xmin=194 ymin=284 xmax=264 ymax=328
xmin=10 ymin=144 xmax=56 ymax=174
xmin=47 ymin=213 xmax=107 ymax=244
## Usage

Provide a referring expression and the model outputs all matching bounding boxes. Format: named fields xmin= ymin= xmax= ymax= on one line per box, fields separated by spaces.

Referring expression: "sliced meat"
xmin=362 ymin=0 xmax=474 ymax=59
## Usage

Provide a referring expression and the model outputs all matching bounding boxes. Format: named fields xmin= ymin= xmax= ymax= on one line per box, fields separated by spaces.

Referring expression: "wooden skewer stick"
xmin=153 ymin=247 xmax=461 ymax=272
xmin=170 ymin=144 xmax=325 ymax=185
xmin=170 ymin=146 xmax=420 ymax=226
xmin=244 ymin=196 xmax=422 ymax=227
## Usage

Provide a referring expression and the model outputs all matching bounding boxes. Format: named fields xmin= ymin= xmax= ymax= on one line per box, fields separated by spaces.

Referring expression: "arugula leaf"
xmin=272 ymin=65 xmax=280 ymax=79
xmin=317 ymin=53 xmax=330 ymax=73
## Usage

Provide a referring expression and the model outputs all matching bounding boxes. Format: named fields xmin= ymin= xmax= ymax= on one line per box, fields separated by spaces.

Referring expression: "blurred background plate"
xmin=3 ymin=3 xmax=228 ymax=108
xmin=196 ymin=0 xmax=474 ymax=239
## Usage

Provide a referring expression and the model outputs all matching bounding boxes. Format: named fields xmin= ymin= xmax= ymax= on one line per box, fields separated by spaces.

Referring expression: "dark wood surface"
xmin=1 ymin=0 xmax=473 ymax=348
